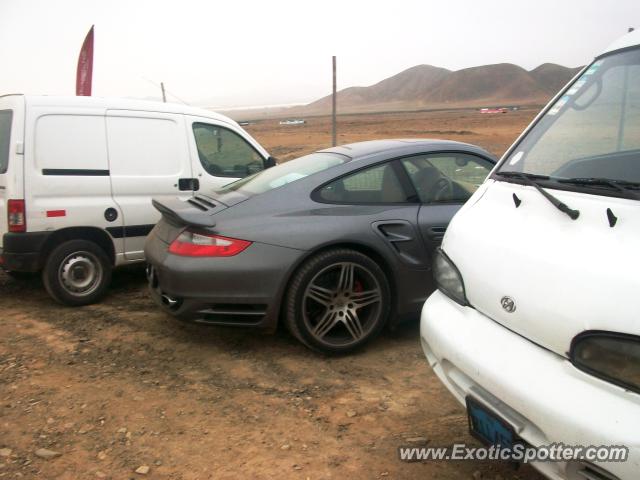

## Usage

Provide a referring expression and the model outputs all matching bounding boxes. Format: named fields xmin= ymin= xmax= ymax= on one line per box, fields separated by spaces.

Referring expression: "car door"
xmin=106 ymin=110 xmax=194 ymax=261
xmin=0 ymin=97 xmax=23 ymax=248
xmin=185 ymin=116 xmax=270 ymax=193
xmin=316 ymin=160 xmax=429 ymax=268
xmin=399 ymin=152 xmax=494 ymax=257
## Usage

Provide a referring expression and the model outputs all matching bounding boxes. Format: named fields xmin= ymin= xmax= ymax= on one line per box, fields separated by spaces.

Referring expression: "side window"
xmin=192 ymin=123 xmax=264 ymax=178
xmin=401 ymin=153 xmax=493 ymax=203
xmin=0 ymin=110 xmax=12 ymax=174
xmin=318 ymin=162 xmax=408 ymax=203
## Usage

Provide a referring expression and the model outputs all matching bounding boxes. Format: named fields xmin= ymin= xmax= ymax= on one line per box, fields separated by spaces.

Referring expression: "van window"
xmin=0 ymin=110 xmax=13 ymax=174
xmin=192 ymin=123 xmax=264 ymax=178
xmin=501 ymin=48 xmax=640 ymax=185
xmin=402 ymin=153 xmax=493 ymax=203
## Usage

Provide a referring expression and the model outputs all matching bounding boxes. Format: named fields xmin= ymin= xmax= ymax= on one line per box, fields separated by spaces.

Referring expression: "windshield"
xmin=499 ymin=47 xmax=640 ymax=186
xmin=215 ymin=151 xmax=349 ymax=196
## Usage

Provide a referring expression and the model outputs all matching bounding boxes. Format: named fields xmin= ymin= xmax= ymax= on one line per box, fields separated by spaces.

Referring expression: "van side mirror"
xmin=264 ymin=156 xmax=277 ymax=169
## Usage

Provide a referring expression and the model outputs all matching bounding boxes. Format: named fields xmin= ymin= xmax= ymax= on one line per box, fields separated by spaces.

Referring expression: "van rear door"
xmin=106 ymin=110 xmax=195 ymax=261
xmin=0 ymin=95 xmax=25 ymax=251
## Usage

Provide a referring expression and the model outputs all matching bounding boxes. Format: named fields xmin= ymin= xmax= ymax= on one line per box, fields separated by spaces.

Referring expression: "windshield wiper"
xmin=496 ymin=171 xmax=580 ymax=220
xmin=557 ymin=177 xmax=640 ymax=195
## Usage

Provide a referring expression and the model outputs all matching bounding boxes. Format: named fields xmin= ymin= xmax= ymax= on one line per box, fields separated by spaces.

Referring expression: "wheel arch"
xmin=276 ymin=241 xmax=398 ymax=326
xmin=39 ymin=227 xmax=116 ymax=269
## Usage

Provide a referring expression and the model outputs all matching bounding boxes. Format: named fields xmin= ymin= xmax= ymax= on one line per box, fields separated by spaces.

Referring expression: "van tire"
xmin=42 ymin=240 xmax=112 ymax=306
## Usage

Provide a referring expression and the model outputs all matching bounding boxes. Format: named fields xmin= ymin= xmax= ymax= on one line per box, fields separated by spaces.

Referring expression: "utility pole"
xmin=160 ymin=82 xmax=167 ymax=103
xmin=332 ymin=56 xmax=337 ymax=147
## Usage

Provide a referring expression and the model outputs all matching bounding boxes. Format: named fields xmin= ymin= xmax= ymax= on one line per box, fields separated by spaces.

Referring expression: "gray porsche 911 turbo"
xmin=145 ymin=139 xmax=495 ymax=353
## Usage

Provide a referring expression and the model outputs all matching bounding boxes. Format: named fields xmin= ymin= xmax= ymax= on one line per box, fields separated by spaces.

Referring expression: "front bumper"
xmin=420 ymin=290 xmax=640 ymax=480
xmin=145 ymin=235 xmax=305 ymax=332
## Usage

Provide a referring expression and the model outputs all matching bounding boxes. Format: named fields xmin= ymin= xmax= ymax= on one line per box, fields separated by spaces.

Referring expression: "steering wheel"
xmin=429 ymin=177 xmax=454 ymax=202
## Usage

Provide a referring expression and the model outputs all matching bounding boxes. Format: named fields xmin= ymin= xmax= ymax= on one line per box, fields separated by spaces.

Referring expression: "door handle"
xmin=178 ymin=178 xmax=200 ymax=191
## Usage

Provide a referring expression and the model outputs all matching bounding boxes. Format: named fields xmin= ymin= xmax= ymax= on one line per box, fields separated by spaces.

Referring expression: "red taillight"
xmin=7 ymin=199 xmax=26 ymax=233
xmin=168 ymin=230 xmax=252 ymax=257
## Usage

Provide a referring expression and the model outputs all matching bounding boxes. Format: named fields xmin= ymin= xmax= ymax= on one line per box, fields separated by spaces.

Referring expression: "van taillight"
xmin=8 ymin=199 xmax=26 ymax=233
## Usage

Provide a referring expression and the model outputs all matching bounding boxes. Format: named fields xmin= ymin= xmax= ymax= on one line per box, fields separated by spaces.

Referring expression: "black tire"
xmin=42 ymin=239 xmax=112 ymax=306
xmin=285 ymin=248 xmax=391 ymax=354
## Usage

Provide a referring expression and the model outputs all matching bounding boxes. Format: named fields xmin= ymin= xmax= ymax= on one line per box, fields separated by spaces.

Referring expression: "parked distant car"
xmin=421 ymin=30 xmax=640 ymax=480
xmin=279 ymin=119 xmax=306 ymax=125
xmin=145 ymin=139 xmax=495 ymax=353
xmin=0 ymin=95 xmax=274 ymax=305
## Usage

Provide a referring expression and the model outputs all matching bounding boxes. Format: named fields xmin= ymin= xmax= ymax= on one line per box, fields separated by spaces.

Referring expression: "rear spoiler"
xmin=152 ymin=197 xmax=217 ymax=228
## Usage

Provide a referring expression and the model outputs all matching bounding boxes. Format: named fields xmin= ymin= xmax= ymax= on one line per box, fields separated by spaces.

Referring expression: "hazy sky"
xmin=1 ymin=0 xmax=637 ymax=108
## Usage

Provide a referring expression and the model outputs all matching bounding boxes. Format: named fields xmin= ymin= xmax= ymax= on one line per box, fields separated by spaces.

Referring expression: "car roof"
xmin=1 ymin=94 xmax=238 ymax=127
xmin=318 ymin=139 xmax=494 ymax=161
xmin=603 ymin=29 xmax=640 ymax=55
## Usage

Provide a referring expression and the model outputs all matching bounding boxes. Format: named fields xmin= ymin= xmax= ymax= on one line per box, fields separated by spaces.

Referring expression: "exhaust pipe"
xmin=161 ymin=294 xmax=180 ymax=309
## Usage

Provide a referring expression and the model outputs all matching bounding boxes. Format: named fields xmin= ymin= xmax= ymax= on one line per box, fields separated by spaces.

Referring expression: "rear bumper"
xmin=144 ymin=235 xmax=306 ymax=332
xmin=1 ymin=232 xmax=52 ymax=272
xmin=420 ymin=290 xmax=640 ymax=480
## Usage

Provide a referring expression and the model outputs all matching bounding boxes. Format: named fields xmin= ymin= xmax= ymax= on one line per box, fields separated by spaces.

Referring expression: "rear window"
xmin=0 ymin=110 xmax=12 ymax=174
xmin=216 ymin=152 xmax=349 ymax=196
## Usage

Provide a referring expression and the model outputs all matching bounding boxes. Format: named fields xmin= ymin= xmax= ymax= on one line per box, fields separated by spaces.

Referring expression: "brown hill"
xmin=301 ymin=62 xmax=581 ymax=115
xmin=530 ymin=63 xmax=583 ymax=95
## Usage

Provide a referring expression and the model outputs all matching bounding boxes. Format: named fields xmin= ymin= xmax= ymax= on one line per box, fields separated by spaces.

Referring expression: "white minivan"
xmin=420 ymin=31 xmax=640 ymax=479
xmin=0 ymin=95 xmax=273 ymax=305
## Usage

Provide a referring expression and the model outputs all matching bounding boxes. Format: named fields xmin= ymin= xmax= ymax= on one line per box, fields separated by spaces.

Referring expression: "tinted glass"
xmin=193 ymin=123 xmax=264 ymax=178
xmin=501 ymin=48 xmax=640 ymax=183
xmin=217 ymin=152 xmax=348 ymax=196
xmin=0 ymin=110 xmax=12 ymax=174
xmin=402 ymin=153 xmax=493 ymax=203
xmin=318 ymin=162 xmax=408 ymax=203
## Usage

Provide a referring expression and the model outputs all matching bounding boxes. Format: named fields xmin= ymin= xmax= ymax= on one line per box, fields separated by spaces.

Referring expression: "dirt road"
xmin=0 ymin=109 xmax=544 ymax=479
xmin=0 ymin=269 xmax=544 ymax=480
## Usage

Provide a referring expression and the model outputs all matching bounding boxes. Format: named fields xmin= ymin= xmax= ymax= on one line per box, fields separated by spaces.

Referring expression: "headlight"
xmin=571 ymin=332 xmax=640 ymax=395
xmin=433 ymin=248 xmax=468 ymax=306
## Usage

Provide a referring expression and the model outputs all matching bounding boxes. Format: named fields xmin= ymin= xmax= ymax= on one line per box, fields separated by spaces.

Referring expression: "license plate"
xmin=466 ymin=396 xmax=517 ymax=448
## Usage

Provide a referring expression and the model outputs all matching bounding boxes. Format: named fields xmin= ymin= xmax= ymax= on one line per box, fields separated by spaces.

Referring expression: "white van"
xmin=0 ymin=95 xmax=273 ymax=305
xmin=420 ymin=31 xmax=640 ymax=480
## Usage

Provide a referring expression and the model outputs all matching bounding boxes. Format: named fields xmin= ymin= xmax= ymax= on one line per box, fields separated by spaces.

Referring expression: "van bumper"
xmin=1 ymin=232 xmax=51 ymax=272
xmin=420 ymin=290 xmax=640 ymax=480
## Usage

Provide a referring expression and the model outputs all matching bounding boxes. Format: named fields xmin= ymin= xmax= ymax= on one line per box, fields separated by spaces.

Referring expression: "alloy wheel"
xmin=302 ymin=261 xmax=382 ymax=347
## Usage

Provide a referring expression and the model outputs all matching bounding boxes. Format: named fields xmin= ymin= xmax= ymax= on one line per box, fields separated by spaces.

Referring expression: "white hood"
xmin=443 ymin=179 xmax=640 ymax=357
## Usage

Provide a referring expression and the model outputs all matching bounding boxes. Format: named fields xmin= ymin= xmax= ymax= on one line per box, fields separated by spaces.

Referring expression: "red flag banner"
xmin=76 ymin=25 xmax=94 ymax=96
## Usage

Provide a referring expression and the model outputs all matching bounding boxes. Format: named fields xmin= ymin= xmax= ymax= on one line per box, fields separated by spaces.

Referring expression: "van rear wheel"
xmin=42 ymin=240 xmax=112 ymax=306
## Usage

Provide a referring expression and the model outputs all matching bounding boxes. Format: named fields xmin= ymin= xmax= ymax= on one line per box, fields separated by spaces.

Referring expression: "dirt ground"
xmin=0 ymin=109 xmax=545 ymax=480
